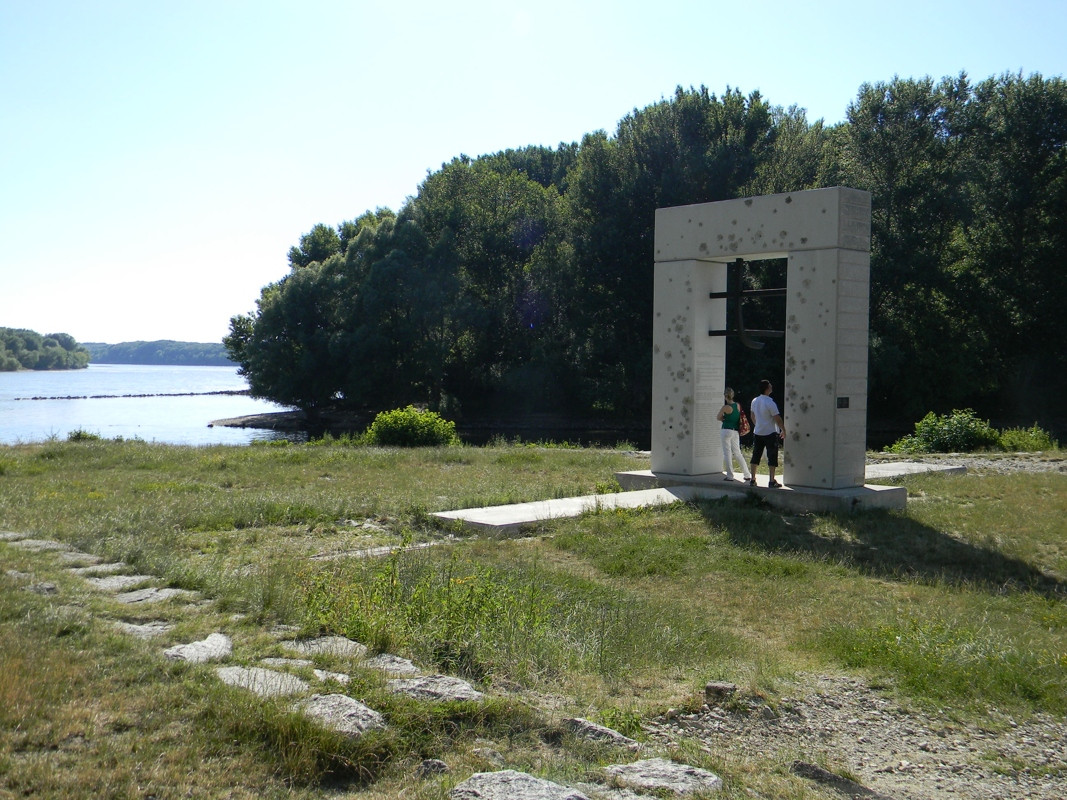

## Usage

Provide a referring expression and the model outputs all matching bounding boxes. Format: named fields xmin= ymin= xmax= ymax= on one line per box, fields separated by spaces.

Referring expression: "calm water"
xmin=0 ymin=364 xmax=294 ymax=446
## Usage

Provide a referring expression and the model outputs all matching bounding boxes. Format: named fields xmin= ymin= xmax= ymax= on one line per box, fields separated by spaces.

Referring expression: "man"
xmin=749 ymin=379 xmax=786 ymax=488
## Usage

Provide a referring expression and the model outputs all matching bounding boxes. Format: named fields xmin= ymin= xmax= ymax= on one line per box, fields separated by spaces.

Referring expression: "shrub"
xmin=67 ymin=429 xmax=101 ymax=442
xmin=364 ymin=406 xmax=458 ymax=447
xmin=998 ymin=424 xmax=1057 ymax=452
xmin=887 ymin=409 xmax=1000 ymax=454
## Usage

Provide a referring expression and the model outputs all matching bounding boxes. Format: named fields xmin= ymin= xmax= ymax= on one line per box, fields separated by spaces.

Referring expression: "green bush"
xmin=364 ymin=406 xmax=458 ymax=447
xmin=888 ymin=409 xmax=1000 ymax=453
xmin=998 ymin=424 xmax=1058 ymax=452
xmin=67 ymin=429 xmax=101 ymax=442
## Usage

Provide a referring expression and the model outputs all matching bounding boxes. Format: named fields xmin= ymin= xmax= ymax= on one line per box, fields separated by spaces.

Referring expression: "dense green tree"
xmin=83 ymin=340 xmax=233 ymax=366
xmin=229 ymin=75 xmax=1066 ymax=442
xmin=562 ymin=87 xmax=777 ymax=416
xmin=409 ymin=155 xmax=570 ymax=413
xmin=287 ymin=222 xmax=343 ymax=268
xmin=835 ymin=75 xmax=979 ymax=419
xmin=955 ymin=73 xmax=1067 ymax=421
xmin=225 ymin=263 xmax=347 ymax=414
xmin=0 ymin=327 xmax=89 ymax=371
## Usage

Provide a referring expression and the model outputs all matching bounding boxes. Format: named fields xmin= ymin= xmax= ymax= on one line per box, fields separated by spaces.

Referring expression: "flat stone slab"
xmin=451 ymin=770 xmax=590 ymax=800
xmin=433 ymin=487 xmax=711 ymax=534
xmin=601 ymin=758 xmax=722 ymax=795
xmin=0 ymin=531 xmax=26 ymax=541
xmin=57 ymin=550 xmax=104 ymax=565
xmin=280 ymin=635 xmax=367 ymax=658
xmin=313 ymin=669 xmax=350 ymax=685
xmin=309 ymin=540 xmax=442 ymax=561
xmin=113 ymin=587 xmax=198 ymax=605
xmin=387 ymin=674 xmax=483 ymax=702
xmin=164 ymin=633 xmax=232 ymax=663
xmin=7 ymin=538 xmax=71 ymax=552
xmin=364 ymin=653 xmax=419 ymax=675
xmin=297 ymin=693 xmax=385 ymax=737
xmin=113 ymin=620 xmax=174 ymax=638
xmin=216 ymin=666 xmax=309 ymax=697
xmin=68 ymin=562 xmax=128 ymax=576
xmin=86 ymin=574 xmax=157 ymax=592
xmin=561 ymin=718 xmax=639 ymax=750
xmin=261 ymin=657 xmax=314 ymax=668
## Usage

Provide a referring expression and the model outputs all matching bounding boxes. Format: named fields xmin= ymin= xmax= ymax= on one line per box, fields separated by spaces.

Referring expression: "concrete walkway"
xmin=432 ymin=461 xmax=965 ymax=533
xmin=433 ymin=486 xmax=712 ymax=534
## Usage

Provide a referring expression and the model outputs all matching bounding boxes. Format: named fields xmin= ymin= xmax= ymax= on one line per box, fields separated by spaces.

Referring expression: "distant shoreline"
xmin=18 ymin=390 xmax=248 ymax=402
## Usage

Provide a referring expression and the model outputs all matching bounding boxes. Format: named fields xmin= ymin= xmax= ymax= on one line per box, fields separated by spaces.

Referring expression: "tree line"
xmin=83 ymin=340 xmax=234 ymax=367
xmin=225 ymin=72 xmax=1067 ymax=437
xmin=0 ymin=328 xmax=90 ymax=371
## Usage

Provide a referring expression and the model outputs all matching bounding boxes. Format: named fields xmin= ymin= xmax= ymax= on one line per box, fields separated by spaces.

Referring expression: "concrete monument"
xmin=651 ymin=187 xmax=871 ymax=490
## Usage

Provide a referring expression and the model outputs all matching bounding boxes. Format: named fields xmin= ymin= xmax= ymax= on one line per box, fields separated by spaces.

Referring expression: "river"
xmin=0 ymin=364 xmax=294 ymax=446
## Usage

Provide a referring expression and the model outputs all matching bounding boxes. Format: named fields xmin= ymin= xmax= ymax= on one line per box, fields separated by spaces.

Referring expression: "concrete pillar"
xmin=650 ymin=259 xmax=726 ymax=476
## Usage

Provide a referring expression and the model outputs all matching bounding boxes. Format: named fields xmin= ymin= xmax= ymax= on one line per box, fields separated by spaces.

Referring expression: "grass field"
xmin=1 ymin=439 xmax=1064 ymax=798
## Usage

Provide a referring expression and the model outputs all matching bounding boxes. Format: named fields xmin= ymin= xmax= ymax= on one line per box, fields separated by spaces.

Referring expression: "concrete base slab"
xmin=431 ymin=461 xmax=964 ymax=533
xmin=616 ymin=469 xmax=907 ymax=513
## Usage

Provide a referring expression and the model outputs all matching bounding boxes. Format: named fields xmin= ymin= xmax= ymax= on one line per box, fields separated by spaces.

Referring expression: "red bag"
xmin=738 ymin=406 xmax=751 ymax=436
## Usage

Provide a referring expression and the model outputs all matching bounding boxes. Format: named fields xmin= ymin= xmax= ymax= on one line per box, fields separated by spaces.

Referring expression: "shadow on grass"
xmin=698 ymin=500 xmax=1067 ymax=597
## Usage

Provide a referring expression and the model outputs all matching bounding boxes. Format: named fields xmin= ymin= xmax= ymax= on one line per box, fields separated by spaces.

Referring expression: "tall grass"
xmin=302 ymin=547 xmax=740 ymax=686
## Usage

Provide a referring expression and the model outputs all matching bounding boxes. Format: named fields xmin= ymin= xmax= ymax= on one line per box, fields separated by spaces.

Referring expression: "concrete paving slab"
xmin=68 ymin=561 xmax=129 ymax=576
xmin=113 ymin=620 xmax=174 ymax=638
xmin=114 ymin=586 xmax=198 ymax=605
xmin=164 ymin=632 xmax=233 ymax=663
xmin=216 ymin=666 xmax=309 ymax=697
xmin=7 ymin=538 xmax=71 ymax=552
xmin=432 ymin=486 xmax=732 ymax=534
xmin=430 ymin=461 xmax=965 ymax=534
xmin=297 ymin=693 xmax=384 ymax=738
xmin=87 ymin=574 xmax=158 ymax=592
xmin=57 ymin=551 xmax=104 ymax=565
xmin=280 ymin=635 xmax=367 ymax=658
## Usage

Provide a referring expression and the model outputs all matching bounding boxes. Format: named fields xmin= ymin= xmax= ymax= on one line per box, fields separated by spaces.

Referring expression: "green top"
xmin=721 ymin=402 xmax=740 ymax=430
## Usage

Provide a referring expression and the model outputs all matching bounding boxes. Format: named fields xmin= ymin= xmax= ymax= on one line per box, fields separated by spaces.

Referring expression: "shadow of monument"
xmin=698 ymin=501 xmax=1067 ymax=597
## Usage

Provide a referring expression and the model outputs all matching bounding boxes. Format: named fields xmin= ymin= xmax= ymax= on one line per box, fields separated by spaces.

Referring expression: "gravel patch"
xmin=869 ymin=453 xmax=1066 ymax=475
xmin=646 ymin=674 xmax=1066 ymax=800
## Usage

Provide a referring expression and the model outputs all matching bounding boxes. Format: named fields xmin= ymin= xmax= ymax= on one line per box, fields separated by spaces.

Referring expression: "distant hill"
xmin=83 ymin=340 xmax=235 ymax=367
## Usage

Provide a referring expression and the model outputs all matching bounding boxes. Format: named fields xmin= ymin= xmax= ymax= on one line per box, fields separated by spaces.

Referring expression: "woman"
xmin=716 ymin=387 xmax=751 ymax=482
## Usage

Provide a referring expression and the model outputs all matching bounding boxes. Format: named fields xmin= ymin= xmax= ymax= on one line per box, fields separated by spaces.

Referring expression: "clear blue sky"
xmin=2 ymin=0 xmax=1065 ymax=344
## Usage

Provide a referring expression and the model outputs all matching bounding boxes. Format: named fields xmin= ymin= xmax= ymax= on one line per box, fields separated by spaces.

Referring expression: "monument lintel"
xmin=654 ymin=187 xmax=871 ymax=264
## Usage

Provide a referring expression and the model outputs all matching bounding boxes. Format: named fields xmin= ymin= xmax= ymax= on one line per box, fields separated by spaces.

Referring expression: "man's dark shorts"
xmin=751 ymin=433 xmax=780 ymax=467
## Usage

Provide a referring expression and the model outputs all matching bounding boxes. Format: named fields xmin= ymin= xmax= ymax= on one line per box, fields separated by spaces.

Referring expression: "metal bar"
xmin=708 ymin=330 xmax=785 ymax=337
xmin=708 ymin=288 xmax=786 ymax=299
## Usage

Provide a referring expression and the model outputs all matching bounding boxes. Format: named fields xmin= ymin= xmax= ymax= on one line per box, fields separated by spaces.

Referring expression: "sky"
xmin=2 ymin=0 xmax=1065 ymax=345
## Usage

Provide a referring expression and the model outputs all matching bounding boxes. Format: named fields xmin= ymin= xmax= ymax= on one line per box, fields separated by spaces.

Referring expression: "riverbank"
xmin=211 ymin=409 xmax=652 ymax=447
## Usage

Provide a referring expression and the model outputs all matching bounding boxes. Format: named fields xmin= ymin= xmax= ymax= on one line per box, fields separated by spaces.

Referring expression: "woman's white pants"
xmin=720 ymin=429 xmax=751 ymax=479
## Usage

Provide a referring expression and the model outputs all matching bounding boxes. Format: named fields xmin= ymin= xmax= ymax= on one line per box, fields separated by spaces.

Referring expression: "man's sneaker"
xmin=769 ymin=480 xmax=782 ymax=488
xmin=749 ymin=478 xmax=758 ymax=487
